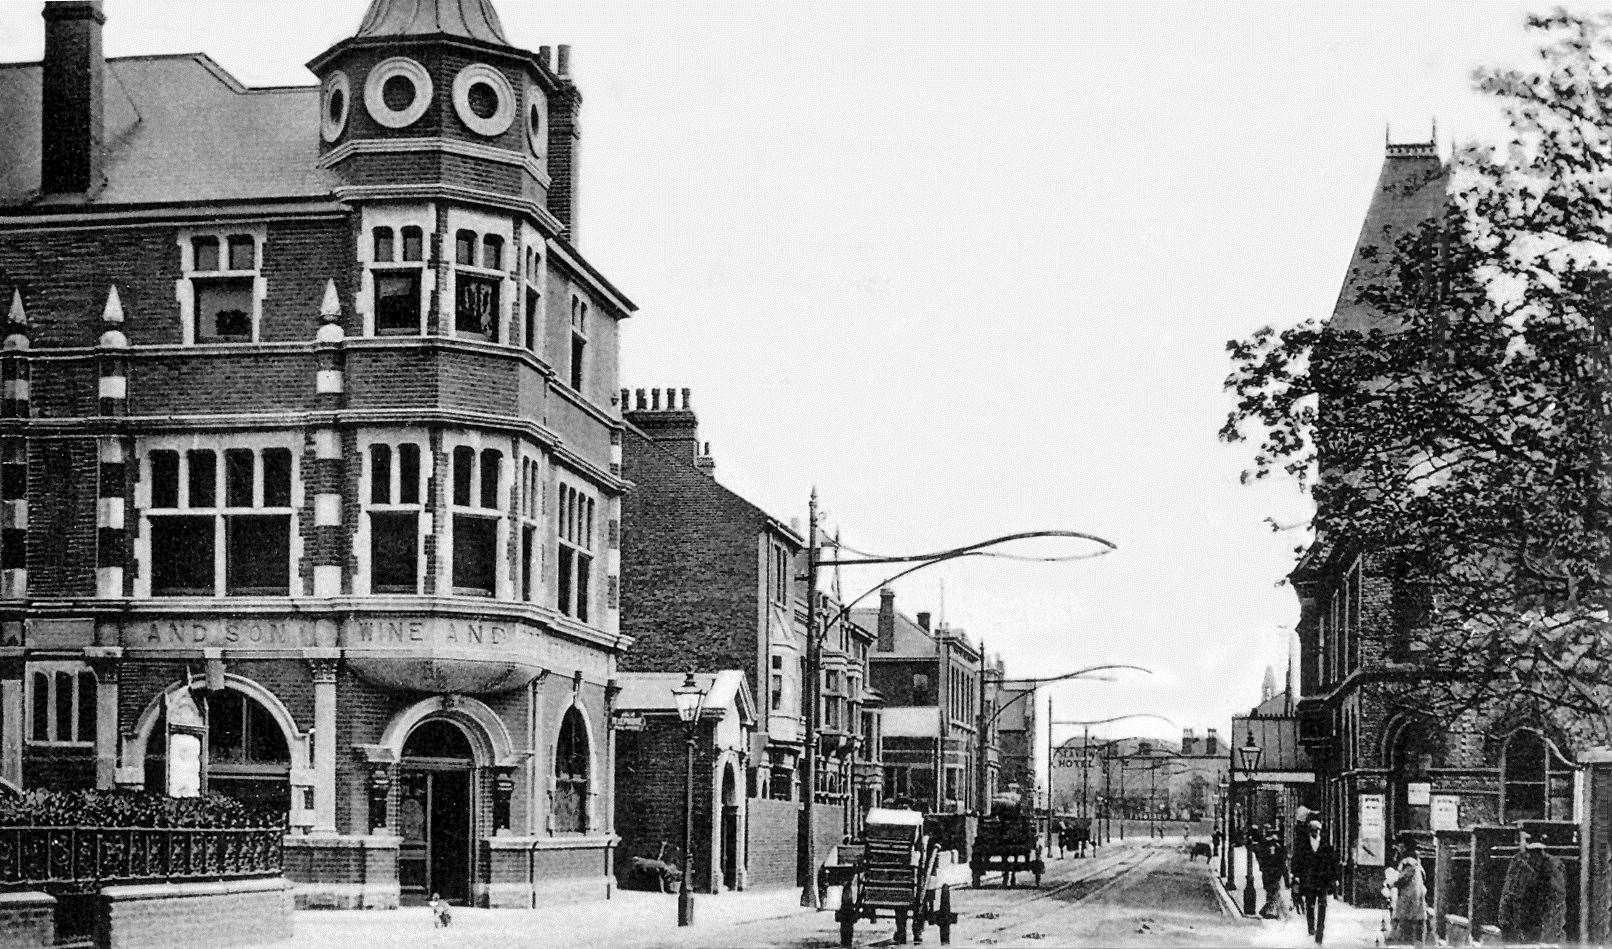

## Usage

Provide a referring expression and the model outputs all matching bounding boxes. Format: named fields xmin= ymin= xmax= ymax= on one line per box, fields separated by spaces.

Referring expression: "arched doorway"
xmin=398 ymin=719 xmax=475 ymax=905
xmin=1387 ymin=717 xmax=1443 ymax=837
xmin=141 ymin=686 xmax=291 ymax=815
xmin=720 ymin=763 xmax=739 ymax=891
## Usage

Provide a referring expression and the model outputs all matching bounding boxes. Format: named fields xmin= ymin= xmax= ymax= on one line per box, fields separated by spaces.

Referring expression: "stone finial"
xmin=6 ymin=289 xmax=25 ymax=328
xmin=320 ymin=279 xmax=342 ymax=323
xmin=101 ymin=285 xmax=124 ymax=324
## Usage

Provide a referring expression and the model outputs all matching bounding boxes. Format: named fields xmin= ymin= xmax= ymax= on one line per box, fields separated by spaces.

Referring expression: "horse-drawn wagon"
xmin=969 ymin=795 xmax=1045 ymax=887
xmin=827 ymin=808 xmax=957 ymax=946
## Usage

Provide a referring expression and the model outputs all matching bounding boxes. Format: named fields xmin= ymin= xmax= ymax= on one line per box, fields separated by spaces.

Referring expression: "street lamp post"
xmin=1217 ymin=774 xmax=1231 ymax=885
xmin=672 ymin=671 xmax=708 ymax=927
xmin=1238 ymin=731 xmax=1263 ymax=917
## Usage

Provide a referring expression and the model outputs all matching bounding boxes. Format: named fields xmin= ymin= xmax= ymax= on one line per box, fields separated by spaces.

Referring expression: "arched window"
xmin=554 ymin=708 xmax=589 ymax=833
xmin=1502 ymin=729 xmax=1574 ymax=822
xmin=142 ymin=687 xmax=291 ymax=814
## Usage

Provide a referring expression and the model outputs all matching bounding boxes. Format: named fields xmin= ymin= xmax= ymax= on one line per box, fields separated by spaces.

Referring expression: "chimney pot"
xmin=538 ymin=46 xmax=553 ymax=69
xmin=556 ymin=44 xmax=571 ymax=77
xmin=916 ymin=611 xmax=931 ymax=631
xmin=650 ymin=389 xmax=660 ymax=410
xmin=681 ymin=388 xmax=691 ymax=410
xmin=618 ymin=388 xmax=628 ymax=408
xmin=664 ymin=387 xmax=676 ymax=409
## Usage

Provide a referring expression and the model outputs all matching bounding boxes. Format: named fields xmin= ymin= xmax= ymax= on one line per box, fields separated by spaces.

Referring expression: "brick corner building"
xmin=0 ymin=0 xmax=638 ymax=910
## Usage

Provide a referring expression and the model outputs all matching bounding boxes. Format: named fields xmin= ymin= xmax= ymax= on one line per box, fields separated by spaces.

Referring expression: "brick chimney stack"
xmin=916 ymin=611 xmax=931 ymax=632
xmin=546 ymin=45 xmax=582 ymax=239
xmin=1182 ymin=727 xmax=1196 ymax=756
xmin=41 ymin=1 xmax=106 ymax=196
xmin=877 ymin=588 xmax=896 ymax=652
xmin=622 ymin=387 xmax=701 ymax=465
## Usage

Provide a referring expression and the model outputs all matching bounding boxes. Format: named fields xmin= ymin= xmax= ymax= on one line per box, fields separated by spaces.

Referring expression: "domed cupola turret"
xmin=354 ymin=0 xmax=510 ymax=46
xmin=307 ymin=0 xmax=580 ymax=234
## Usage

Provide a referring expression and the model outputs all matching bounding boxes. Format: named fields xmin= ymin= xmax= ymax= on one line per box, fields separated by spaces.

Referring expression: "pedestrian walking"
xmin=1211 ymin=826 xmax=1225 ymax=857
xmin=1257 ymin=826 xmax=1290 ymax=920
xmin=1386 ymin=834 xmax=1428 ymax=945
xmin=1291 ymin=819 xmax=1338 ymax=945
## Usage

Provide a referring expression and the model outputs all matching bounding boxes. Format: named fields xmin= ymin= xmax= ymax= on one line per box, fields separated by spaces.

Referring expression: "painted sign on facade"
xmin=1357 ymin=793 xmax=1385 ymax=866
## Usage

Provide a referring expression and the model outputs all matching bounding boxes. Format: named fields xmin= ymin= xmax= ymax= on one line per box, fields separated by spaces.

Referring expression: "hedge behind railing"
xmin=0 ymin=791 xmax=284 ymax=890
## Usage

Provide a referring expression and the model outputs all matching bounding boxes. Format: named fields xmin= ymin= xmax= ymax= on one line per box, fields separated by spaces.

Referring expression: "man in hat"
xmin=1291 ymin=819 xmax=1338 ymax=943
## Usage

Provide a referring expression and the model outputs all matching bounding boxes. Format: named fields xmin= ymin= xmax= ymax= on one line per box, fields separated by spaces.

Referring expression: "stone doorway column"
xmin=308 ymin=651 xmax=340 ymax=833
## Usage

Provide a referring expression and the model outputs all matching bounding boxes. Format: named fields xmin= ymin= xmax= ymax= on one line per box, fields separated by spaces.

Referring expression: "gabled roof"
xmin=0 ymin=54 xmax=334 ymax=209
xmin=615 ymin=670 xmax=756 ymax=727
xmin=851 ymin=605 xmax=935 ymax=659
xmin=355 ymin=0 xmax=510 ymax=46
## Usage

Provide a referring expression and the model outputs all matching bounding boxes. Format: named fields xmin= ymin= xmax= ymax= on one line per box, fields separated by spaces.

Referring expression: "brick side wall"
xmin=746 ymin=797 xmax=799 ymax=890
xmin=619 ymin=426 xmax=763 ymax=682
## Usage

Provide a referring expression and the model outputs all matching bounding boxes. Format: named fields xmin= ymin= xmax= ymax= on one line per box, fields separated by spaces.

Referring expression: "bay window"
xmin=365 ymin=441 xmax=425 ymax=594
xmin=451 ymin=445 xmax=503 ymax=596
xmin=556 ymin=481 xmax=595 ymax=621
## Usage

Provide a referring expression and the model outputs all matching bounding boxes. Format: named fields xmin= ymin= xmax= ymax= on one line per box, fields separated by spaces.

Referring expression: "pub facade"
xmin=0 ymin=0 xmax=634 ymax=909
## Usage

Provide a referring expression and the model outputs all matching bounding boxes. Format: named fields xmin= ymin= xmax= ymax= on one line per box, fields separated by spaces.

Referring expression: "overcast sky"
xmin=0 ymin=1 xmax=1582 ymax=761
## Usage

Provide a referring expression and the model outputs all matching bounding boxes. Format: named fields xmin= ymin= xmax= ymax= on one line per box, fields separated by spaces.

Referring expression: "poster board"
xmin=1431 ymin=794 xmax=1460 ymax=831
xmin=1407 ymin=782 xmax=1431 ymax=806
xmin=1357 ymin=793 xmax=1385 ymax=866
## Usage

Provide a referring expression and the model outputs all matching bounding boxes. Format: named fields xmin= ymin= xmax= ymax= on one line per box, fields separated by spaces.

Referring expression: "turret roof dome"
xmin=354 ymin=0 xmax=509 ymax=46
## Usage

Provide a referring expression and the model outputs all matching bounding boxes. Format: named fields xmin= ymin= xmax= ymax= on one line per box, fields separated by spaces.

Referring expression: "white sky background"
xmin=0 ymin=1 xmax=1586 ymax=763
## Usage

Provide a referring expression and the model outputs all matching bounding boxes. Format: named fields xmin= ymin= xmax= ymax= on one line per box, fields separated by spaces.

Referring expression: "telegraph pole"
xmin=975 ymin=641 xmax=989 ymax=814
xmin=1044 ymin=695 xmax=1054 ymax=847
xmin=799 ymin=489 xmax=820 ymax=909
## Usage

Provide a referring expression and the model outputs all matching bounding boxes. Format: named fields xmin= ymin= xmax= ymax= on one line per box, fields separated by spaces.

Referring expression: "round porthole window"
xmin=452 ymin=64 xmax=515 ymax=137
xmin=320 ymin=71 xmax=351 ymax=143
xmin=526 ymin=88 xmax=547 ymax=159
xmin=364 ymin=57 xmax=433 ymax=130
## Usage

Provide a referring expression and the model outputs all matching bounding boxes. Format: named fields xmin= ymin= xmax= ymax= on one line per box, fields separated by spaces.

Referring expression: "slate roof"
xmin=1330 ymin=141 xmax=1448 ymax=334
xmin=355 ymin=0 xmax=510 ymax=46
xmin=0 ymin=54 xmax=334 ymax=209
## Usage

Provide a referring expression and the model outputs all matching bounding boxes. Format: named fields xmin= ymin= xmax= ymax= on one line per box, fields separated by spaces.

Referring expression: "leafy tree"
xmin=1222 ymin=11 xmax=1612 ymax=737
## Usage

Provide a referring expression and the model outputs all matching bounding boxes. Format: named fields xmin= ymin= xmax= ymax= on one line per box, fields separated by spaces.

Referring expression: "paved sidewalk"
xmin=1224 ymin=845 xmax=1388 ymax=948
xmin=269 ymin=856 xmax=977 ymax=949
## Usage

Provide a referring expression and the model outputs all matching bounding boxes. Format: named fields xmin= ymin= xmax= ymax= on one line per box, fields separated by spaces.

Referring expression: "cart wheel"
xmin=938 ymin=885 xmax=953 ymax=946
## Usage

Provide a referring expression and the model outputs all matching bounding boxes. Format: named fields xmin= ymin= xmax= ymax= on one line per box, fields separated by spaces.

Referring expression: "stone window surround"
xmin=25 ymin=660 xmax=95 ymax=747
xmin=132 ymin=432 xmax=305 ymax=599
xmin=354 ymin=432 xmax=430 ymax=597
xmin=554 ymin=473 xmax=596 ymax=624
xmin=443 ymin=431 xmax=512 ymax=600
xmin=448 ymin=207 xmax=516 ymax=343
xmin=358 ymin=205 xmax=435 ymax=338
xmin=175 ymin=224 xmax=267 ymax=346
